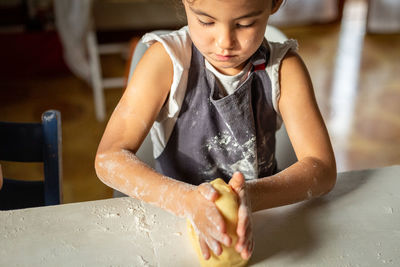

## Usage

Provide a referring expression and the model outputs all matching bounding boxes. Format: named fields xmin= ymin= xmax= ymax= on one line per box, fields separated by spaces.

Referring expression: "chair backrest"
xmin=128 ymin=25 xmax=297 ymax=170
xmin=0 ymin=110 xmax=62 ymax=209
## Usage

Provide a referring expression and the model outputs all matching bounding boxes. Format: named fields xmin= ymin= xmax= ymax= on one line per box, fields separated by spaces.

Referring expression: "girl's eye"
xmin=198 ymin=19 xmax=214 ymax=27
xmin=236 ymin=22 xmax=255 ymax=28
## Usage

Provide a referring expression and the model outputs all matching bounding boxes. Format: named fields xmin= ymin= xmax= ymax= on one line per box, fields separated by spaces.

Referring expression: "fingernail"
xmin=224 ymin=236 xmax=231 ymax=246
xmin=211 ymin=242 xmax=219 ymax=255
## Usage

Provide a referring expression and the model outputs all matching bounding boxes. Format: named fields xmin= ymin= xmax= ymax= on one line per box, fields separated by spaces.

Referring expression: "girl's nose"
xmin=217 ymin=27 xmax=235 ymax=50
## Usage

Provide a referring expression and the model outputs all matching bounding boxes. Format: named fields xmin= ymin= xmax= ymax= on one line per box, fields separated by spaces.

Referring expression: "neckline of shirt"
xmin=205 ymin=60 xmax=252 ymax=96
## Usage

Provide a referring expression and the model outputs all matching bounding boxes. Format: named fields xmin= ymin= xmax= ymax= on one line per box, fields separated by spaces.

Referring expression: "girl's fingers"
xmin=236 ymin=206 xmax=253 ymax=253
xmin=240 ymin=239 xmax=254 ymax=260
xmin=196 ymin=183 xmax=231 ymax=246
xmin=237 ymin=236 xmax=254 ymax=260
xmin=237 ymin=204 xmax=249 ymax=237
xmin=229 ymin=172 xmax=245 ymax=191
xmin=203 ymin=205 xmax=231 ymax=246
xmin=208 ymin=225 xmax=231 ymax=247
xmin=205 ymin=237 xmax=222 ymax=256
xmin=236 ymin=237 xmax=245 ymax=253
xmin=199 ymin=236 xmax=210 ymax=260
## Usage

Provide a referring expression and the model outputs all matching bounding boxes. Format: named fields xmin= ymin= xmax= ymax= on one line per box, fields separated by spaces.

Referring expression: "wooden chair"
xmin=86 ymin=0 xmax=186 ymax=121
xmin=0 ymin=110 xmax=63 ymax=210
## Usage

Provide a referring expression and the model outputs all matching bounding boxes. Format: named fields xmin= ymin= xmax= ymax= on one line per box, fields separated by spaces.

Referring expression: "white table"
xmin=1 ymin=165 xmax=400 ymax=266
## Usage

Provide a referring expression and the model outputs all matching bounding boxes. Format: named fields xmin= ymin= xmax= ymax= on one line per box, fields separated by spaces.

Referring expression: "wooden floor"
xmin=1 ymin=2 xmax=399 ymax=204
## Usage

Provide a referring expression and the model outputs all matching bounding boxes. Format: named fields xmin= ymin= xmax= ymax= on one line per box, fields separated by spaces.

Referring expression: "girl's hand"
xmin=229 ymin=172 xmax=254 ymax=260
xmin=185 ymin=183 xmax=232 ymax=259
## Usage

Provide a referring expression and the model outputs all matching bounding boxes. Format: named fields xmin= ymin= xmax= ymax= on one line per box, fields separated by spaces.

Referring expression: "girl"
xmin=95 ymin=0 xmax=336 ymax=261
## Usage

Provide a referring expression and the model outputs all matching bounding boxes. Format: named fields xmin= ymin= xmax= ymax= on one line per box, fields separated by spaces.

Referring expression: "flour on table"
xmin=137 ymin=255 xmax=152 ymax=267
xmin=90 ymin=198 xmax=155 ymax=234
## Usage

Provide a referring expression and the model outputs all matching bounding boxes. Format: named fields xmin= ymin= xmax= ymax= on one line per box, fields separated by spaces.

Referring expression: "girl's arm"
xmin=95 ymin=41 xmax=177 ymax=210
xmin=95 ymin=42 xmax=230 ymax=259
xmin=232 ymin=51 xmax=337 ymax=259
xmin=248 ymin=51 xmax=337 ymax=211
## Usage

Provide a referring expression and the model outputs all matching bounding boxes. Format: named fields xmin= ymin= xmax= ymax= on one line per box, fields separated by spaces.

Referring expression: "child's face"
xmin=183 ymin=0 xmax=275 ymax=75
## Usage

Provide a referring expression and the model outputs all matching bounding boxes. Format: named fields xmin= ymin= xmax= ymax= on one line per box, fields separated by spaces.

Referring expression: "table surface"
xmin=1 ymin=165 xmax=400 ymax=266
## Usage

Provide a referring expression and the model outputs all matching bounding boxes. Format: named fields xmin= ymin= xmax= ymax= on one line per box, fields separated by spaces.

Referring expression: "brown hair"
xmin=179 ymin=0 xmax=284 ymax=9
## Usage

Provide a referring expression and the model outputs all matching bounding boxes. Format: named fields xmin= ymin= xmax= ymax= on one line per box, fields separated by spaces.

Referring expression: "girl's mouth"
xmin=214 ymin=54 xmax=235 ymax=61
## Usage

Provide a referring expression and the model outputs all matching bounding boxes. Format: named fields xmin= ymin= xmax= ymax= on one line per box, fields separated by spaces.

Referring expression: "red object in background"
xmin=0 ymin=31 xmax=70 ymax=79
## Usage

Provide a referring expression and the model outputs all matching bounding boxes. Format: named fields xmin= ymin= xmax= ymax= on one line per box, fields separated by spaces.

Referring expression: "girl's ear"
xmin=271 ymin=0 xmax=283 ymax=14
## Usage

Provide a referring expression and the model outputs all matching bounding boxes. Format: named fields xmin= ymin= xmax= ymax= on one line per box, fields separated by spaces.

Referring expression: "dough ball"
xmin=187 ymin=178 xmax=248 ymax=267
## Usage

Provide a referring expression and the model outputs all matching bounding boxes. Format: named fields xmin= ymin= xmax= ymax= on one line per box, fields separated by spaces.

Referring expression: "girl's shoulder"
xmin=265 ymin=39 xmax=299 ymax=121
xmin=141 ymin=26 xmax=192 ymax=70
xmin=139 ymin=27 xmax=193 ymax=133
xmin=266 ymin=39 xmax=299 ymax=67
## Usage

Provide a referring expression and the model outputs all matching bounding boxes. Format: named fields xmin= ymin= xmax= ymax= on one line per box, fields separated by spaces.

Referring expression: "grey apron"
xmin=155 ymin=42 xmax=277 ymax=185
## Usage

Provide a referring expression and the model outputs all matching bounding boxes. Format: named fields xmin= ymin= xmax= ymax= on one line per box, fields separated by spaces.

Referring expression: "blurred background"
xmin=0 ymin=0 xmax=399 ymax=204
